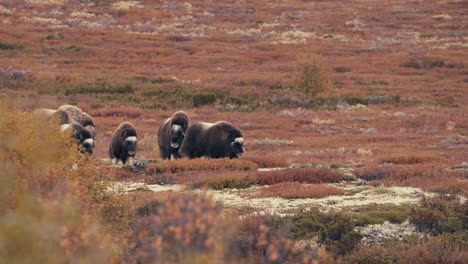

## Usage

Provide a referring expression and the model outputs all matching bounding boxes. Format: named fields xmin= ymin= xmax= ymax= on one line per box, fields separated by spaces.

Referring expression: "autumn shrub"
xmin=410 ymin=195 xmax=467 ymax=235
xmin=256 ymin=168 xmax=341 ymax=185
xmin=295 ymin=54 xmax=331 ymax=98
xmin=0 ymin=99 xmax=117 ymax=263
xmin=292 ymin=209 xmax=362 ymax=256
xmin=252 ymin=182 xmax=343 ymax=199
xmin=146 ymin=158 xmax=258 ymax=174
xmin=243 ymin=152 xmax=289 ymax=168
xmin=126 ymin=193 xmax=222 ymax=263
xmin=379 ymin=154 xmax=433 ymax=165
xmin=355 ymin=165 xmax=394 ymax=181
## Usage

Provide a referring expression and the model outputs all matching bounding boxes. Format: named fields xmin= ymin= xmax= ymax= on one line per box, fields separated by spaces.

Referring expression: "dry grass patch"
xmin=252 ymin=182 xmax=344 ymax=199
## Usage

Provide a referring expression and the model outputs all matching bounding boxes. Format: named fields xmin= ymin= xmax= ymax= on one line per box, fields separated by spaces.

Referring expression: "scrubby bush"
xmin=346 ymin=236 xmax=467 ymax=264
xmin=410 ymin=195 xmax=467 ymax=235
xmin=292 ymin=209 xmax=362 ymax=256
xmin=355 ymin=165 xmax=394 ymax=181
xmin=126 ymin=193 xmax=221 ymax=263
xmin=295 ymin=54 xmax=331 ymax=98
xmin=230 ymin=215 xmax=331 ymax=263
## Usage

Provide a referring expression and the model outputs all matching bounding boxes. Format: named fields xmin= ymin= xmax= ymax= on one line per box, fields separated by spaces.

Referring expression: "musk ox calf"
xmin=58 ymin=105 xmax=96 ymax=137
xmin=179 ymin=121 xmax=244 ymax=159
xmin=157 ymin=111 xmax=190 ymax=160
xmin=109 ymin=122 xmax=138 ymax=165
xmin=60 ymin=122 xmax=95 ymax=154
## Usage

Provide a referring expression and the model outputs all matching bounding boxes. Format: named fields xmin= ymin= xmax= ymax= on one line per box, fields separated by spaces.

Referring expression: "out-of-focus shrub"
xmin=0 ymin=99 xmax=116 ymax=263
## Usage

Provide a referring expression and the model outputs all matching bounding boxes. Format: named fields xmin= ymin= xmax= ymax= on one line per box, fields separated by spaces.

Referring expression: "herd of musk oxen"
xmin=34 ymin=105 xmax=245 ymax=165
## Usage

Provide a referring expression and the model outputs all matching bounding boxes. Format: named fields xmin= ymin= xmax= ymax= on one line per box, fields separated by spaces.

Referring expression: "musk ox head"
xmin=229 ymin=137 xmax=245 ymax=158
xmin=124 ymin=132 xmax=138 ymax=156
xmin=169 ymin=124 xmax=185 ymax=149
xmin=61 ymin=122 xmax=95 ymax=155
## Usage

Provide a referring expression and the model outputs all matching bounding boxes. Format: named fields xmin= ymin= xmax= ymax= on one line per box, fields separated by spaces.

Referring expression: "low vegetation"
xmin=410 ymin=195 xmax=467 ymax=235
xmin=252 ymin=182 xmax=344 ymax=199
xmin=146 ymin=158 xmax=258 ymax=174
xmin=292 ymin=209 xmax=363 ymax=256
xmin=256 ymin=168 xmax=342 ymax=185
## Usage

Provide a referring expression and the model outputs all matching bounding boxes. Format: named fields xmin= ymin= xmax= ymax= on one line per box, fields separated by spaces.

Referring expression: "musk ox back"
xmin=179 ymin=121 xmax=244 ymax=159
xmin=109 ymin=122 xmax=138 ymax=165
xmin=33 ymin=108 xmax=69 ymax=125
xmin=157 ymin=111 xmax=190 ymax=160
xmin=58 ymin=105 xmax=95 ymax=137
xmin=60 ymin=122 xmax=95 ymax=154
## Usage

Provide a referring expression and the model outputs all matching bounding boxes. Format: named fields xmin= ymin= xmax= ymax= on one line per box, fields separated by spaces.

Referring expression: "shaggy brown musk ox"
xmin=157 ymin=111 xmax=190 ymax=160
xmin=58 ymin=105 xmax=96 ymax=138
xmin=109 ymin=122 xmax=138 ymax=165
xmin=60 ymin=122 xmax=95 ymax=154
xmin=179 ymin=121 xmax=244 ymax=159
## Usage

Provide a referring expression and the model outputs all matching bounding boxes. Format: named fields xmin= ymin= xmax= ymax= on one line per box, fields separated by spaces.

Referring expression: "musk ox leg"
xmin=111 ymin=158 xmax=118 ymax=166
xmin=170 ymin=154 xmax=175 ymax=160
xmin=126 ymin=157 xmax=134 ymax=166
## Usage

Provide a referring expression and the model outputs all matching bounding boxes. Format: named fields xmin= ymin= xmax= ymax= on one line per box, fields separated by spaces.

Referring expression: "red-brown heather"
xmin=1 ymin=0 xmax=467 ymax=262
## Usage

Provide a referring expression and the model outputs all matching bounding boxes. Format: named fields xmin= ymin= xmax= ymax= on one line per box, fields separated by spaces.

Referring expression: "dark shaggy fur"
xmin=58 ymin=105 xmax=95 ymax=137
xmin=61 ymin=122 xmax=95 ymax=154
xmin=109 ymin=122 xmax=138 ymax=165
xmin=179 ymin=121 xmax=244 ymax=159
xmin=157 ymin=111 xmax=190 ymax=160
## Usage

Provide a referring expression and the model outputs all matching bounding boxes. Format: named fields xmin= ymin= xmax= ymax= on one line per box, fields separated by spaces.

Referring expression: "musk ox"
xmin=179 ymin=121 xmax=244 ymax=159
xmin=60 ymin=122 xmax=95 ymax=154
xmin=58 ymin=105 xmax=96 ymax=137
xmin=33 ymin=108 xmax=70 ymax=125
xmin=109 ymin=122 xmax=138 ymax=165
xmin=157 ymin=111 xmax=190 ymax=160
